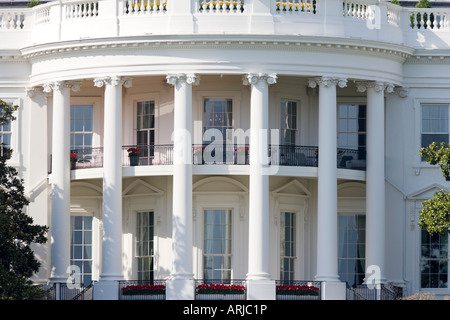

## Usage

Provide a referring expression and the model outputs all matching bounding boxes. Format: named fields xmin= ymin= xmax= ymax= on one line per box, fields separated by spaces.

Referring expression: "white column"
xmin=93 ymin=76 xmax=132 ymax=300
xmin=166 ymin=73 xmax=198 ymax=300
xmin=44 ymin=81 xmax=79 ymax=289
xmin=309 ymin=77 xmax=347 ymax=299
xmin=357 ymin=81 xmax=393 ymax=287
xmin=244 ymin=73 xmax=277 ymax=300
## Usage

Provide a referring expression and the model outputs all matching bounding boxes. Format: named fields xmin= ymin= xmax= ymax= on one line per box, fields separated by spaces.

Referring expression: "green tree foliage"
xmin=0 ymin=100 xmax=48 ymax=299
xmin=419 ymin=142 xmax=450 ymax=235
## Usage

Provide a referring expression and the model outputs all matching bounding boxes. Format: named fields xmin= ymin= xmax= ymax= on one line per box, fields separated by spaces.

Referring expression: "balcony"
xmin=2 ymin=0 xmax=450 ymax=52
xmin=68 ymin=144 xmax=366 ymax=170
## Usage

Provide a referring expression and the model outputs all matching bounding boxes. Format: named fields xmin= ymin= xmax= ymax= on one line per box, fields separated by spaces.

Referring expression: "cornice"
xmin=21 ymin=34 xmax=414 ymax=62
xmin=405 ymin=53 xmax=450 ymax=64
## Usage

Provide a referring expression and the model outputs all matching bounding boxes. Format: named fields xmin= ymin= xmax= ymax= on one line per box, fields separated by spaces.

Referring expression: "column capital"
xmin=166 ymin=73 xmax=200 ymax=86
xmin=308 ymin=76 xmax=347 ymax=89
xmin=355 ymin=80 xmax=394 ymax=93
xmin=43 ymin=80 xmax=81 ymax=93
xmin=243 ymin=73 xmax=277 ymax=86
xmin=93 ymin=76 xmax=133 ymax=88
xmin=395 ymin=86 xmax=408 ymax=98
xmin=26 ymin=86 xmax=46 ymax=98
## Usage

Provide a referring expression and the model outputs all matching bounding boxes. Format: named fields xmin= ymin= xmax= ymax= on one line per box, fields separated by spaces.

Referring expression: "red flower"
xmin=197 ymin=283 xmax=245 ymax=294
xmin=121 ymin=284 xmax=166 ymax=296
xmin=276 ymin=284 xmax=319 ymax=296
xmin=127 ymin=147 xmax=141 ymax=154
xmin=70 ymin=152 xmax=77 ymax=160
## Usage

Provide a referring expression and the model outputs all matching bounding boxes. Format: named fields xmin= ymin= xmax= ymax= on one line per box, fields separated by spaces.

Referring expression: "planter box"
xmin=197 ymin=294 xmax=245 ymax=300
xmin=121 ymin=294 xmax=165 ymax=300
xmin=276 ymin=294 xmax=320 ymax=300
xmin=129 ymin=155 xmax=139 ymax=166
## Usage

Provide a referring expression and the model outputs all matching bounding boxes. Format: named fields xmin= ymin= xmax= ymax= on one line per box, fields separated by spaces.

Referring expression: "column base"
xmin=246 ymin=279 xmax=276 ymax=300
xmin=320 ymin=281 xmax=346 ymax=300
xmin=93 ymin=280 xmax=119 ymax=300
xmin=166 ymin=278 xmax=195 ymax=300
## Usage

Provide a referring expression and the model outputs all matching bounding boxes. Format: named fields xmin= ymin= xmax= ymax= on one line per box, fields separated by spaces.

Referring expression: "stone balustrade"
xmin=0 ymin=0 xmax=450 ymax=51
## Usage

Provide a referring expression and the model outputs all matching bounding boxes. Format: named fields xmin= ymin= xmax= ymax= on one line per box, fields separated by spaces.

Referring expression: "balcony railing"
xmin=68 ymin=144 xmax=366 ymax=170
xmin=1 ymin=0 xmax=449 ymax=50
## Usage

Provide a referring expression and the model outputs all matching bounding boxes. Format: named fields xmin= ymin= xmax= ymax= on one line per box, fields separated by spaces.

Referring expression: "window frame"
xmin=414 ymin=99 xmax=450 ymax=168
xmin=280 ymin=99 xmax=299 ymax=147
xmin=193 ymin=91 xmax=242 ymax=147
xmin=337 ymin=103 xmax=367 ymax=158
xmin=420 ymin=103 xmax=449 ymax=157
xmin=135 ymin=211 xmax=155 ymax=281
xmin=279 ymin=211 xmax=297 ymax=282
xmin=70 ymin=104 xmax=94 ymax=151
xmin=69 ymin=215 xmax=94 ymax=287
xmin=337 ymin=213 xmax=366 ymax=288
xmin=202 ymin=209 xmax=233 ymax=282
xmin=70 ymin=97 xmax=101 ymax=149
xmin=0 ymin=98 xmax=19 ymax=165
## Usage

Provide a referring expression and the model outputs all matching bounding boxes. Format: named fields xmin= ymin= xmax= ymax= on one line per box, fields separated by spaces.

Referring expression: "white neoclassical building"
xmin=1 ymin=0 xmax=449 ymax=300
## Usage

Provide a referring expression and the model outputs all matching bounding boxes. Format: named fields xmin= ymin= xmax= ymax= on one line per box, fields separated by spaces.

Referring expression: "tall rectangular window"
xmin=203 ymin=98 xmax=233 ymax=163
xmin=70 ymin=216 xmax=93 ymax=287
xmin=280 ymin=212 xmax=296 ymax=281
xmin=338 ymin=104 xmax=366 ymax=163
xmin=421 ymin=104 xmax=449 ymax=150
xmin=338 ymin=214 xmax=366 ymax=287
xmin=70 ymin=105 xmax=93 ymax=150
xmin=203 ymin=209 xmax=232 ymax=281
xmin=420 ymin=229 xmax=448 ymax=289
xmin=203 ymin=98 xmax=232 ymax=143
xmin=136 ymin=211 xmax=154 ymax=281
xmin=136 ymin=101 xmax=155 ymax=152
xmin=280 ymin=100 xmax=297 ymax=146
xmin=0 ymin=114 xmax=11 ymax=155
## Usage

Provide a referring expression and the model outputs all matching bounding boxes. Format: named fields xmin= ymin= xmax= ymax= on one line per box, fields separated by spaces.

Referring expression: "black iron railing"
xmin=346 ymin=283 xmax=403 ymax=300
xmin=66 ymin=144 xmax=366 ymax=171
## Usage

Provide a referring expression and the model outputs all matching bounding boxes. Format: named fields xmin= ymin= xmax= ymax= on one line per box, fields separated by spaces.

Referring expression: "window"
xmin=70 ymin=216 xmax=93 ymax=287
xmin=420 ymin=229 xmax=448 ymax=289
xmin=421 ymin=104 xmax=449 ymax=150
xmin=203 ymin=98 xmax=232 ymax=143
xmin=203 ymin=209 xmax=232 ymax=281
xmin=280 ymin=100 xmax=297 ymax=146
xmin=280 ymin=212 xmax=296 ymax=281
xmin=0 ymin=112 xmax=11 ymax=155
xmin=70 ymin=105 xmax=93 ymax=151
xmin=136 ymin=101 xmax=155 ymax=160
xmin=338 ymin=214 xmax=366 ymax=287
xmin=0 ymin=101 xmax=14 ymax=156
xmin=136 ymin=211 xmax=154 ymax=281
xmin=202 ymin=98 xmax=233 ymax=163
xmin=338 ymin=104 xmax=366 ymax=163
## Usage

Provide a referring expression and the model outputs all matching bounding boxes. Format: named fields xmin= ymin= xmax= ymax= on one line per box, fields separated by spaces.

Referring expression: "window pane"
xmin=203 ymin=209 xmax=232 ymax=280
xmin=420 ymin=229 xmax=448 ymax=288
xmin=337 ymin=104 xmax=366 ymax=160
xmin=338 ymin=214 xmax=366 ymax=287
xmin=280 ymin=212 xmax=296 ymax=281
xmin=70 ymin=216 xmax=93 ymax=286
xmin=136 ymin=212 xmax=154 ymax=281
